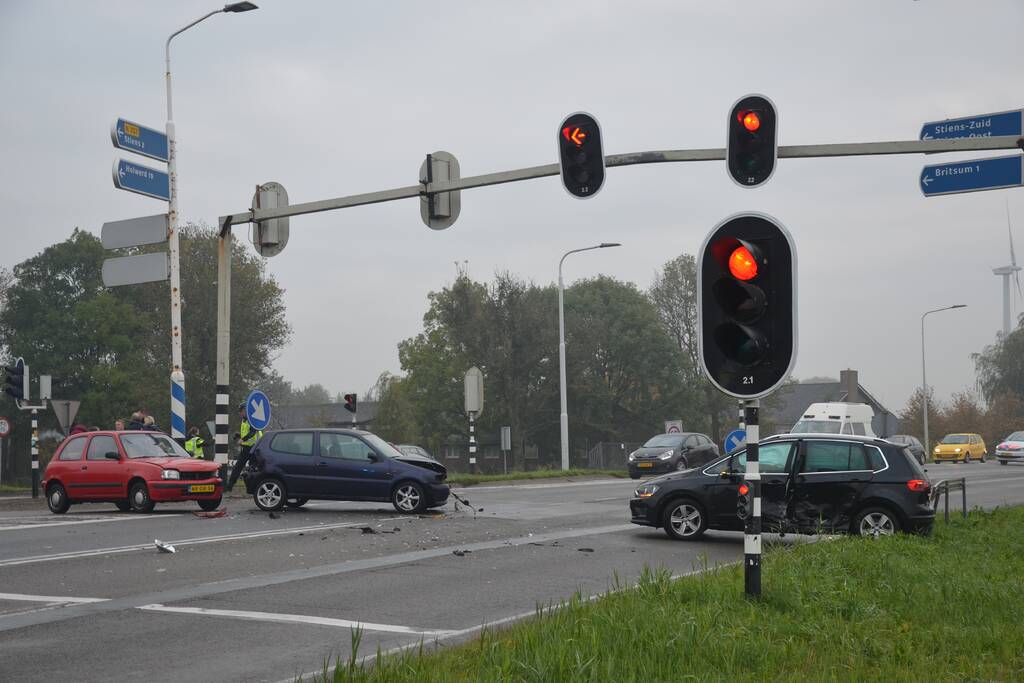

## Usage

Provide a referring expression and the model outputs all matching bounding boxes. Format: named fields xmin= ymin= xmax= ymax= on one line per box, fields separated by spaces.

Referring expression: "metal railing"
xmin=930 ymin=477 xmax=967 ymax=522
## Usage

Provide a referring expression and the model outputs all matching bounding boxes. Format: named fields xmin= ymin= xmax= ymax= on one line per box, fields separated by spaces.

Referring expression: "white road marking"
xmin=137 ymin=604 xmax=458 ymax=636
xmin=0 ymin=592 xmax=108 ymax=604
xmin=460 ymin=478 xmax=631 ymax=492
xmin=0 ymin=516 xmax=409 ymax=568
xmin=0 ymin=514 xmax=182 ymax=533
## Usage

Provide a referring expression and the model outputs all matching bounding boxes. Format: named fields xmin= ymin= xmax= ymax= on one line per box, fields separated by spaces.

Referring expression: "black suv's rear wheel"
xmin=662 ymin=499 xmax=707 ymax=540
xmin=853 ymin=507 xmax=900 ymax=538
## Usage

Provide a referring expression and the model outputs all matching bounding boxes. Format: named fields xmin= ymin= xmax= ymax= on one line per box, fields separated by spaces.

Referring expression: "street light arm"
xmin=559 ymin=243 xmax=621 ymax=274
xmin=166 ymin=9 xmax=221 ymax=69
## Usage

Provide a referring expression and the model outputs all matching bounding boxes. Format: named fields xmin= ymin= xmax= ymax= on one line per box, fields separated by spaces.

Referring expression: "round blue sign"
xmin=724 ymin=429 xmax=746 ymax=453
xmin=245 ymin=389 xmax=272 ymax=431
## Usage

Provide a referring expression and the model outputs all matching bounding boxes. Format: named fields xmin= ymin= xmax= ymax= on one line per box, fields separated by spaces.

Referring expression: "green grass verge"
xmin=447 ymin=469 xmax=628 ymax=487
xmin=310 ymin=506 xmax=1024 ymax=682
xmin=0 ymin=484 xmax=30 ymax=494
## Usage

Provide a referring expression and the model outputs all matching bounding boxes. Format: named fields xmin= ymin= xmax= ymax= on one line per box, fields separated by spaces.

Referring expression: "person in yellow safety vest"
xmin=226 ymin=402 xmax=264 ymax=492
xmin=184 ymin=427 xmax=206 ymax=459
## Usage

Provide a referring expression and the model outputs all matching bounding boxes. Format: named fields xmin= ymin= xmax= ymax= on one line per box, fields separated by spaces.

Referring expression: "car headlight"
xmin=954 ymin=448 xmax=961 ymax=453
xmin=635 ymin=484 xmax=659 ymax=498
xmin=658 ymin=449 xmax=675 ymax=460
xmin=161 ymin=469 xmax=181 ymax=480
xmin=628 ymin=451 xmax=637 ymax=463
xmin=934 ymin=447 xmax=941 ymax=453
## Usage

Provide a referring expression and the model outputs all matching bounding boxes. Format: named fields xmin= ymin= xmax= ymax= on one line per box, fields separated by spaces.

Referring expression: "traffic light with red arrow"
xmin=558 ymin=112 xmax=605 ymax=199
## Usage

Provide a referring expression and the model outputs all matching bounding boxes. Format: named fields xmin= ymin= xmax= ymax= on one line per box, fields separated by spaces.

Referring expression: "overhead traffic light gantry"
xmin=698 ymin=212 xmax=797 ymax=399
xmin=727 ymin=94 xmax=778 ymax=188
xmin=558 ymin=112 xmax=605 ymax=199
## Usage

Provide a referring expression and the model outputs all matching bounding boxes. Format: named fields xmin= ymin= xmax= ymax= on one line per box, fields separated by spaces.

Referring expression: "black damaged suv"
xmin=630 ymin=434 xmax=934 ymax=540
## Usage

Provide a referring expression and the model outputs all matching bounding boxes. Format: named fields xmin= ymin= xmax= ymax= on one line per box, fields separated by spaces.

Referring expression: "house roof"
xmin=768 ymin=382 xmax=895 ymax=430
xmin=270 ymin=401 xmax=379 ymax=429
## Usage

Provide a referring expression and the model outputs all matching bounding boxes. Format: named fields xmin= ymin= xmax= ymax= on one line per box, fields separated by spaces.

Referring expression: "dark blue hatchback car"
xmin=242 ymin=428 xmax=449 ymax=513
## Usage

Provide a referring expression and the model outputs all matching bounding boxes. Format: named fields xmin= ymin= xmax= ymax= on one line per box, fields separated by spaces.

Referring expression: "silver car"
xmin=996 ymin=431 xmax=1024 ymax=465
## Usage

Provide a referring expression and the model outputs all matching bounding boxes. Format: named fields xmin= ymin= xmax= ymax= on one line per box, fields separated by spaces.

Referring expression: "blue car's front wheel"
xmin=392 ymin=481 xmax=426 ymax=514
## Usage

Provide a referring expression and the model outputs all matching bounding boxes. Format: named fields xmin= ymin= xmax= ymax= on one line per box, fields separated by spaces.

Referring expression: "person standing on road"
xmin=226 ymin=402 xmax=262 ymax=492
xmin=184 ymin=427 xmax=206 ymax=459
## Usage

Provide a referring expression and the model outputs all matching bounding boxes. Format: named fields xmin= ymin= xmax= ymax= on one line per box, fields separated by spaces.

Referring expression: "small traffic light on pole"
xmin=698 ymin=212 xmax=797 ymax=399
xmin=727 ymin=94 xmax=777 ymax=188
xmin=343 ymin=394 xmax=357 ymax=414
xmin=3 ymin=358 xmax=28 ymax=402
xmin=737 ymin=481 xmax=753 ymax=521
xmin=558 ymin=112 xmax=605 ymax=198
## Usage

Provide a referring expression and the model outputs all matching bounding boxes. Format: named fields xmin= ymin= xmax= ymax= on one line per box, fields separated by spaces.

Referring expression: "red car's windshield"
xmin=120 ymin=433 xmax=190 ymax=458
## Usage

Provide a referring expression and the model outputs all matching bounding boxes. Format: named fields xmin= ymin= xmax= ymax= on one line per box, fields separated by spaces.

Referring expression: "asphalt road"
xmin=0 ymin=461 xmax=1021 ymax=682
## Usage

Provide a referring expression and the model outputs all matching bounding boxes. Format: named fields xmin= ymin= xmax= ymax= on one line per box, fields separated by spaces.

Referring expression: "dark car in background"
xmin=627 ymin=432 xmax=719 ymax=479
xmin=887 ymin=434 xmax=926 ymax=464
xmin=629 ymin=433 xmax=934 ymax=540
xmin=242 ymin=429 xmax=449 ymax=513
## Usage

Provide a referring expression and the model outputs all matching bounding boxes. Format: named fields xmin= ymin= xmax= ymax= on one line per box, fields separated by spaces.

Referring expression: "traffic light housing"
xmin=3 ymin=358 xmax=28 ymax=402
xmin=343 ymin=393 xmax=357 ymax=414
xmin=737 ymin=481 xmax=753 ymax=521
xmin=698 ymin=212 xmax=797 ymax=399
xmin=727 ymin=94 xmax=777 ymax=188
xmin=557 ymin=112 xmax=605 ymax=198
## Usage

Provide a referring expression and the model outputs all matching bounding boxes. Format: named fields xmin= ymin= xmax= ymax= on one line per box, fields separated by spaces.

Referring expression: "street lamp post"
xmin=921 ymin=304 xmax=967 ymax=458
xmin=164 ymin=2 xmax=257 ymax=441
xmin=558 ymin=242 xmax=621 ymax=471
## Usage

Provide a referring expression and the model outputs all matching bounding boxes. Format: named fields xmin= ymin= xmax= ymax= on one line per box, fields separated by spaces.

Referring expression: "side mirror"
xmin=105 ymin=451 xmax=120 ymax=460
xmin=719 ymin=469 xmax=730 ymax=479
xmin=367 ymin=452 xmax=380 ymax=462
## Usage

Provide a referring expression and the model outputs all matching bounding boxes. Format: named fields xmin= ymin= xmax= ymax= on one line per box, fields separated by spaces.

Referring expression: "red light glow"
xmin=562 ymin=126 xmax=587 ymax=147
xmin=741 ymin=110 xmax=761 ymax=132
xmin=738 ymin=483 xmax=750 ymax=496
xmin=728 ymin=246 xmax=758 ymax=281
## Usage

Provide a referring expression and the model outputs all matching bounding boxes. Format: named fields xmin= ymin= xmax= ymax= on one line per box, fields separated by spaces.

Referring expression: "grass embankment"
xmin=447 ymin=469 xmax=628 ymax=487
xmin=313 ymin=506 xmax=1024 ymax=682
xmin=0 ymin=484 xmax=30 ymax=494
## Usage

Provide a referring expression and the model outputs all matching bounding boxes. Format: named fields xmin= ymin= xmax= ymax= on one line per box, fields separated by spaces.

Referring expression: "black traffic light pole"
xmin=743 ymin=400 xmax=761 ymax=598
xmin=4 ymin=358 xmax=48 ymax=499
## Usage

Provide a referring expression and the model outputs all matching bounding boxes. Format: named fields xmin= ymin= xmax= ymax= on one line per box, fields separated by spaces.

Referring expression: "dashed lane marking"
xmin=0 ymin=516 xmax=409 ymax=568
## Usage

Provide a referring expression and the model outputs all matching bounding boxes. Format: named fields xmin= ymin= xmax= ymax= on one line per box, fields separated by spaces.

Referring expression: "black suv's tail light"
xmin=906 ymin=479 xmax=929 ymax=493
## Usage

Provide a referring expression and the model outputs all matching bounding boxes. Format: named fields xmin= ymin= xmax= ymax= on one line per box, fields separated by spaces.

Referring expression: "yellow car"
xmin=932 ymin=433 xmax=987 ymax=463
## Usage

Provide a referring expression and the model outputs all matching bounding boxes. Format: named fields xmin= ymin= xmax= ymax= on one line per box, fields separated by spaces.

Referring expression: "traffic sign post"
xmin=111 ymin=118 xmax=169 ymax=162
xmin=920 ymin=110 xmax=1023 ymax=141
xmin=920 ymin=154 xmax=1024 ymax=197
xmin=245 ymin=390 xmax=271 ymax=431
xmin=465 ymin=367 xmax=484 ymax=472
xmin=101 ymin=252 xmax=170 ymax=287
xmin=101 ymin=214 xmax=169 ymax=250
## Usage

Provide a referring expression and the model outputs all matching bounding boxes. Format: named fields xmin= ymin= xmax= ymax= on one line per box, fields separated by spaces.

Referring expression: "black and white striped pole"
xmin=743 ymin=400 xmax=761 ymax=597
xmin=468 ymin=412 xmax=477 ymax=473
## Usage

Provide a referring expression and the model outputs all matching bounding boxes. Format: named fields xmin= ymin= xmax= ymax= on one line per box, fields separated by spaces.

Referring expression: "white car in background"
xmin=996 ymin=431 xmax=1024 ymax=465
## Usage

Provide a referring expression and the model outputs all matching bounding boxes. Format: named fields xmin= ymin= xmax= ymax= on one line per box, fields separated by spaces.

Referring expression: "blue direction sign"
xmin=111 ymin=118 xmax=168 ymax=162
xmin=920 ymin=154 xmax=1024 ymax=197
xmin=113 ymin=159 xmax=170 ymax=201
xmin=724 ymin=429 xmax=746 ymax=454
xmin=246 ymin=390 xmax=272 ymax=431
xmin=920 ymin=109 xmax=1023 ymax=141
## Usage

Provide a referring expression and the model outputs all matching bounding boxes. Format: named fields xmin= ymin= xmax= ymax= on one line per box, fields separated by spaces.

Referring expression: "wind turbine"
xmin=993 ymin=201 xmax=1022 ymax=336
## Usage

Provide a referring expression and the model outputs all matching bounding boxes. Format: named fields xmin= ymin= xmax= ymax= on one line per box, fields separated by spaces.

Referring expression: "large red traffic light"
xmin=698 ymin=213 xmax=797 ymax=399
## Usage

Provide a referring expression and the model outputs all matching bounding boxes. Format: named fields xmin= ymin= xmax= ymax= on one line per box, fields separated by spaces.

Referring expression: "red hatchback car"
xmin=42 ymin=430 xmax=222 ymax=514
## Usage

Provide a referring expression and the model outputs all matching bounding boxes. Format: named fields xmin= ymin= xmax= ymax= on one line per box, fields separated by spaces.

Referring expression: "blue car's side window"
xmin=271 ymin=432 xmax=314 ymax=456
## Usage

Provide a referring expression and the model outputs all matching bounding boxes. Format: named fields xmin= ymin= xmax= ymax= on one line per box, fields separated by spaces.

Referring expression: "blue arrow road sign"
xmin=246 ymin=390 xmax=272 ymax=431
xmin=724 ymin=429 xmax=746 ymax=453
xmin=920 ymin=154 xmax=1024 ymax=197
xmin=111 ymin=118 xmax=169 ymax=162
xmin=920 ymin=109 xmax=1023 ymax=141
xmin=113 ymin=159 xmax=170 ymax=201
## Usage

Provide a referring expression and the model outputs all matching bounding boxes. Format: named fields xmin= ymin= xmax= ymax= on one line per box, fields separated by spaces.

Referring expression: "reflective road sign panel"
xmin=724 ymin=429 xmax=746 ymax=453
xmin=920 ymin=109 xmax=1023 ymax=141
xmin=101 ymin=214 xmax=168 ymax=249
xmin=246 ymin=390 xmax=272 ymax=431
xmin=102 ymin=252 xmax=169 ymax=287
xmin=111 ymin=118 xmax=169 ymax=162
xmin=920 ymin=155 xmax=1024 ymax=197
xmin=113 ymin=159 xmax=170 ymax=201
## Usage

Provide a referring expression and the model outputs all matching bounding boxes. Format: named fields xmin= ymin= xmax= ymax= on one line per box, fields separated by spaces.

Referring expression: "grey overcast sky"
xmin=1 ymin=0 xmax=1022 ymax=414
